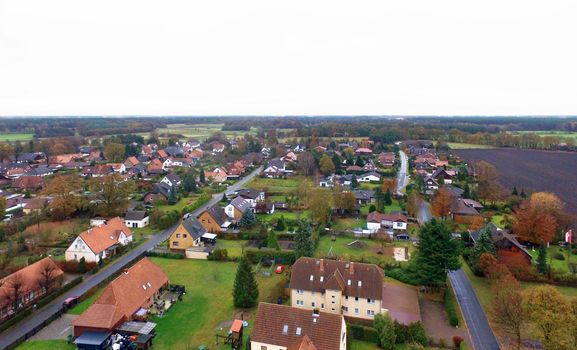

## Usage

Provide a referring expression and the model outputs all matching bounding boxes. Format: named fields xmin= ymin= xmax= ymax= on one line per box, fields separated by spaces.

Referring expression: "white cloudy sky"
xmin=0 ymin=0 xmax=576 ymax=116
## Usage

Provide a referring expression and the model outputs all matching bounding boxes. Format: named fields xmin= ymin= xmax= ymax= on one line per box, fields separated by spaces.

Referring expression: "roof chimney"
xmin=350 ymin=262 xmax=354 ymax=275
xmin=320 ymin=259 xmax=324 ymax=272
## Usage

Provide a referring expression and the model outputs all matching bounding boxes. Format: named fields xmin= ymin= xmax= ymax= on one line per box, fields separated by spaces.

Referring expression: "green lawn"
xmin=152 ymin=123 xmax=263 ymax=140
xmin=0 ymin=133 xmax=34 ymax=142
xmin=332 ymin=217 xmax=367 ymax=232
xmin=490 ymin=215 xmax=504 ymax=228
xmin=156 ymin=194 xmax=200 ymax=213
xmin=512 ymin=130 xmax=577 ymax=141
xmin=257 ymin=210 xmax=310 ymax=223
xmin=315 ymin=234 xmax=412 ymax=263
xmin=528 ymin=245 xmax=577 ymax=275
xmin=68 ymin=288 xmax=104 ymax=315
xmin=216 ymin=240 xmax=248 ymax=258
xmin=16 ymin=340 xmax=75 ymax=350
xmin=149 ymin=258 xmax=287 ymax=350
xmin=246 ymin=177 xmax=301 ymax=194
xmin=447 ymin=142 xmax=495 ymax=149
xmin=360 ymin=200 xmax=402 ymax=215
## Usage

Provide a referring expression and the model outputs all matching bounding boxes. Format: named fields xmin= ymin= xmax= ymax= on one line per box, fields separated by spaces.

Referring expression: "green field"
xmin=0 ymin=133 xmax=34 ymax=141
xmin=528 ymin=246 xmax=577 ymax=275
xmin=155 ymin=194 xmax=201 ymax=213
xmin=512 ymin=130 xmax=577 ymax=141
xmin=447 ymin=142 xmax=495 ymax=149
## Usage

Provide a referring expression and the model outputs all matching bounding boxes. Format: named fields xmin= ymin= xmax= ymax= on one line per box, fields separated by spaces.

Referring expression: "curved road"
xmin=0 ymin=166 xmax=263 ymax=349
xmin=396 ymin=150 xmax=409 ymax=196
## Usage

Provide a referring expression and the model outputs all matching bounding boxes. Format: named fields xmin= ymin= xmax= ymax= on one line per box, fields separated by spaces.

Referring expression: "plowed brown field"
xmin=456 ymin=148 xmax=577 ymax=215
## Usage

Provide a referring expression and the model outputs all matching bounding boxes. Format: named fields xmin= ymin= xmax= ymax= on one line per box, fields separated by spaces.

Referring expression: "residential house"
xmin=289 ymin=257 xmax=384 ymax=320
xmin=64 ymin=217 xmax=133 ymax=263
xmin=225 ymin=197 xmax=252 ymax=220
xmin=143 ymin=182 xmax=172 ymax=204
xmin=198 ymin=205 xmax=231 ymax=233
xmin=204 ymin=168 xmax=228 ymax=183
xmin=24 ymin=165 xmax=55 ymax=177
xmin=378 ymin=152 xmax=395 ymax=168
xmin=124 ymin=211 xmax=149 ymax=228
xmin=254 ymin=202 xmax=275 ymax=214
xmin=160 ymin=173 xmax=182 ymax=188
xmin=366 ymin=212 xmax=408 ymax=233
xmin=450 ymin=197 xmax=483 ymax=224
xmin=353 ymin=190 xmax=375 ymax=205
xmin=169 ymin=218 xmax=208 ymax=251
xmin=354 ymin=148 xmax=373 ymax=155
xmin=49 ymin=153 xmax=85 ymax=166
xmin=358 ymin=172 xmax=381 ymax=182
xmin=235 ymin=188 xmax=265 ymax=204
xmin=470 ymin=223 xmax=532 ymax=264
xmin=72 ymin=258 xmax=169 ymax=337
xmin=431 ymin=168 xmax=455 ymax=184
xmin=81 ymin=165 xmax=114 ymax=178
xmin=147 ymin=158 xmax=165 ymax=175
xmin=124 ymin=156 xmax=140 ymax=169
xmin=0 ymin=258 xmax=64 ymax=322
xmin=16 ymin=152 xmax=46 ymax=164
xmin=251 ymin=303 xmax=347 ymax=350
xmin=212 ymin=142 xmax=225 ymax=153
xmin=12 ymin=176 xmax=45 ymax=191
xmin=281 ymin=151 xmax=298 ymax=163
xmin=423 ymin=177 xmax=439 ymax=193
xmin=263 ymin=159 xmax=286 ymax=178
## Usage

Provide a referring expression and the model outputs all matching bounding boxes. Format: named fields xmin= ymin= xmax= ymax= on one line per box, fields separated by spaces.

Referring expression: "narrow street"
xmin=0 ymin=166 xmax=263 ymax=349
xmin=396 ymin=150 xmax=409 ymax=196
xmin=448 ymin=269 xmax=500 ymax=350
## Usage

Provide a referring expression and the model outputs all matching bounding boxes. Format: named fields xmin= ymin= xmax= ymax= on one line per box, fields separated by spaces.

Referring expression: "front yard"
xmin=149 ymin=258 xmax=287 ymax=350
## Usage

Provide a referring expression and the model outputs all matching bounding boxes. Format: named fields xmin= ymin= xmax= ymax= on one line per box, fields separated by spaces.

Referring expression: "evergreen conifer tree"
xmin=233 ymin=257 xmax=259 ymax=308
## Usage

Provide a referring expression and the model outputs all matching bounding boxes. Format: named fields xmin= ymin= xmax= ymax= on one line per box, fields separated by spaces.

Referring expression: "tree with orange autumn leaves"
xmin=513 ymin=192 xmax=564 ymax=244
xmin=431 ymin=187 xmax=453 ymax=219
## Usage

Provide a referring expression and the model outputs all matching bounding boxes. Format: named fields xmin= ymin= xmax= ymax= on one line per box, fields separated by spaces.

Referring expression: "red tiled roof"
xmin=289 ymin=258 xmax=384 ymax=300
xmin=252 ymin=303 xmax=344 ymax=350
xmin=72 ymin=258 xmax=168 ymax=330
xmin=78 ymin=217 xmax=132 ymax=254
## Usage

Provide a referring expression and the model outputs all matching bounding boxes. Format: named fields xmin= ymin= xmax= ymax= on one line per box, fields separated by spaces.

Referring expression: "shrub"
xmin=208 ymin=248 xmax=229 ymax=261
xmin=385 ymin=268 xmax=418 ymax=285
xmin=554 ymin=252 xmax=565 ymax=261
xmin=453 ymin=335 xmax=464 ymax=348
xmin=244 ymin=248 xmax=296 ymax=265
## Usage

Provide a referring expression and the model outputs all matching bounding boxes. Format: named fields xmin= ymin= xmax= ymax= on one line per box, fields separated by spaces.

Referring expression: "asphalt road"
xmin=0 ymin=166 xmax=263 ymax=349
xmin=417 ymin=200 xmax=432 ymax=224
xmin=448 ymin=269 xmax=500 ymax=350
xmin=396 ymin=150 xmax=409 ymax=196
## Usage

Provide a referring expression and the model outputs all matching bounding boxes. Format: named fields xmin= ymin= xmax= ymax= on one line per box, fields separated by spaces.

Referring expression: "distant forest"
xmin=2 ymin=116 xmax=577 ymax=151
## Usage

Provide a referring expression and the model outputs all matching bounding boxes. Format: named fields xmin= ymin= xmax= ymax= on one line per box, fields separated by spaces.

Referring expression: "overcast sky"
xmin=0 ymin=0 xmax=576 ymax=116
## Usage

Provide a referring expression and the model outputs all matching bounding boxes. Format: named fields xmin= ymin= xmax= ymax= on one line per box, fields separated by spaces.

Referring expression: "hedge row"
xmin=244 ymin=248 xmax=296 ymax=265
xmin=145 ymin=251 xmax=184 ymax=259
xmin=348 ymin=324 xmax=380 ymax=344
xmin=444 ymin=289 xmax=459 ymax=327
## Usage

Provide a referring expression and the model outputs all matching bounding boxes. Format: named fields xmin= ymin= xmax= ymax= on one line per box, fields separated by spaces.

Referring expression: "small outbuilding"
xmin=74 ymin=331 xmax=111 ymax=350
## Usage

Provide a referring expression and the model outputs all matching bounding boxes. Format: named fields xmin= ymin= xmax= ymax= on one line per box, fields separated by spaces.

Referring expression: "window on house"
xmin=345 ymin=296 xmax=348 ymax=300
xmin=282 ymin=325 xmax=288 ymax=334
xmin=173 ymin=241 xmax=179 ymax=246
xmin=358 ymin=281 xmax=362 ymax=287
xmin=367 ymin=310 xmax=375 ymax=316
xmin=310 ymin=275 xmax=314 ymax=281
xmin=261 ymin=346 xmax=267 ymax=350
xmin=321 ymin=304 xmax=324 ymax=309
xmin=320 ymin=276 xmax=324 ymax=282
xmin=367 ymin=298 xmax=373 ymax=304
xmin=297 ymin=289 xmax=304 ymax=295
xmin=343 ymin=307 xmax=348 ymax=312
xmin=347 ymin=279 xmax=351 ymax=286
xmin=355 ymin=308 xmax=359 ymax=314
xmin=355 ymin=297 xmax=359 ymax=301
xmin=311 ymin=302 xmax=315 ymax=307
xmin=183 ymin=234 xmax=187 ymax=238
xmin=296 ymin=327 xmax=302 ymax=335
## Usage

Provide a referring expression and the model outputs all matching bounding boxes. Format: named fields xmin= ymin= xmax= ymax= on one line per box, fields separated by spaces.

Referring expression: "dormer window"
xmin=142 ymin=284 xmax=147 ymax=290
xmin=282 ymin=324 xmax=288 ymax=334
xmin=347 ymin=280 xmax=351 ymax=286
xmin=310 ymin=275 xmax=314 ymax=281
xmin=320 ymin=276 xmax=324 ymax=282
xmin=358 ymin=281 xmax=362 ymax=287
xmin=296 ymin=327 xmax=302 ymax=335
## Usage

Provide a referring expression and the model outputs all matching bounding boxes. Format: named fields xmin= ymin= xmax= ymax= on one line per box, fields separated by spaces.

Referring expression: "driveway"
xmin=0 ymin=166 xmax=263 ymax=349
xmin=448 ymin=269 xmax=500 ymax=350
xmin=396 ymin=150 xmax=409 ymax=196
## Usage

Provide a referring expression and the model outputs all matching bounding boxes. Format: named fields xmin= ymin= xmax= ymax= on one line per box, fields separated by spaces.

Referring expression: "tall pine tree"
xmin=410 ymin=219 xmax=461 ymax=287
xmin=294 ymin=220 xmax=314 ymax=258
xmin=168 ymin=184 xmax=178 ymax=205
xmin=470 ymin=228 xmax=496 ymax=274
xmin=537 ymin=244 xmax=548 ymax=275
xmin=233 ymin=257 xmax=259 ymax=308
xmin=239 ymin=210 xmax=257 ymax=227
